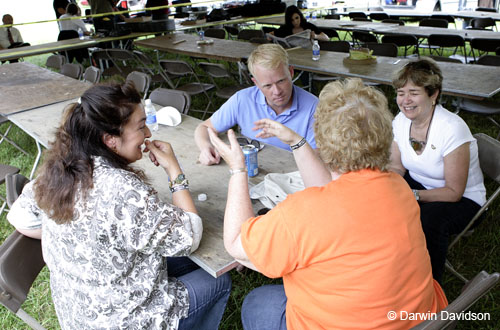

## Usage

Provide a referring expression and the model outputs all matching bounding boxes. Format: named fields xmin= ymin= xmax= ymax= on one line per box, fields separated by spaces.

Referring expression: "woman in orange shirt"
xmin=208 ymin=78 xmax=448 ymax=329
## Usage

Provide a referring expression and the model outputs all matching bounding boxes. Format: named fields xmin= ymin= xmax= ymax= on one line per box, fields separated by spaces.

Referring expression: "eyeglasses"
xmin=237 ymin=137 xmax=264 ymax=151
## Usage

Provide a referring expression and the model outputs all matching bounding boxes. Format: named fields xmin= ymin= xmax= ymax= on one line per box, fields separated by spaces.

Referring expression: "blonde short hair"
xmin=247 ymin=44 xmax=289 ymax=76
xmin=315 ymin=78 xmax=393 ymax=174
xmin=392 ymin=57 xmax=443 ymax=99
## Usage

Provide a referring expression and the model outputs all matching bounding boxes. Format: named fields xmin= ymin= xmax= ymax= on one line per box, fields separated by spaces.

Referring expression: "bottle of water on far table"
xmin=312 ymin=40 xmax=320 ymax=61
xmin=78 ymin=28 xmax=84 ymax=40
xmin=144 ymin=99 xmax=158 ymax=132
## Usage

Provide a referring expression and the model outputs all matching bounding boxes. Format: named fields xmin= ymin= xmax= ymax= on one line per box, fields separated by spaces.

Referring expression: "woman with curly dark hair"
xmin=8 ymin=82 xmax=231 ymax=330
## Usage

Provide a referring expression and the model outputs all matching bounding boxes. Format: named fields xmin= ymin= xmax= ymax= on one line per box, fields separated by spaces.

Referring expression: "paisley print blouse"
xmin=8 ymin=156 xmax=203 ymax=329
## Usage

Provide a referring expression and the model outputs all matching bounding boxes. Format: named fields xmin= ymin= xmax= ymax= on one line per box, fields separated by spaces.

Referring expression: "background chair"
xmin=149 ymin=88 xmax=191 ymax=114
xmin=6 ymin=173 xmax=29 ymax=208
xmin=366 ymin=42 xmax=398 ymax=57
xmin=204 ymin=28 xmax=226 ymax=39
xmin=57 ymin=30 xmax=88 ymax=64
xmin=467 ymin=17 xmax=497 ymax=31
xmin=45 ymin=54 xmax=66 ymax=71
xmin=60 ymin=63 xmax=84 ymax=80
xmin=352 ymin=17 xmax=371 ymax=22
xmin=427 ymin=34 xmax=467 ymax=63
xmin=431 ymin=14 xmax=456 ymax=28
xmin=82 ymin=66 xmax=101 ymax=84
xmin=198 ymin=62 xmax=250 ymax=102
xmin=0 ymin=164 xmax=20 ymax=217
xmin=319 ymin=27 xmax=340 ymax=40
xmin=237 ymin=29 xmax=265 ymax=41
xmin=158 ymin=60 xmax=214 ymax=119
xmin=382 ymin=19 xmax=405 ymax=25
xmin=411 ymin=271 xmax=500 ymax=330
xmin=324 ymin=14 xmax=340 ymax=20
xmin=0 ymin=173 xmax=45 ymax=330
xmin=369 ymin=12 xmax=389 ymax=21
xmin=382 ymin=34 xmax=419 ymax=57
xmin=126 ymin=71 xmax=151 ymax=99
xmin=419 ymin=18 xmax=449 ymax=28
xmin=445 ymin=133 xmax=500 ymax=282
xmin=249 ymin=37 xmax=270 ymax=44
xmin=348 ymin=12 xmax=367 ymax=20
xmin=455 ymin=98 xmax=500 ymax=140
xmin=352 ymin=30 xmax=378 ymax=47
xmin=470 ymin=38 xmax=500 ymax=62
xmin=0 ymin=117 xmax=29 ymax=157
xmin=310 ymin=41 xmax=350 ymax=91
xmin=476 ymin=54 xmax=500 ymax=66
xmin=224 ymin=25 xmax=239 ymax=40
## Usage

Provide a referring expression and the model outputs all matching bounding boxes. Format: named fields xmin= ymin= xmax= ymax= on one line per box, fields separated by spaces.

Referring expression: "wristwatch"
xmin=412 ymin=189 xmax=420 ymax=201
xmin=169 ymin=173 xmax=188 ymax=188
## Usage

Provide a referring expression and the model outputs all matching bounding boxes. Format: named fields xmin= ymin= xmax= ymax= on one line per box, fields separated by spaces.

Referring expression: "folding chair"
xmin=352 ymin=17 xmax=371 ymax=22
xmin=444 ymin=133 xmax=500 ymax=282
xmin=470 ymin=38 xmax=500 ymax=63
xmin=158 ymin=60 xmax=215 ymax=119
xmin=366 ymin=42 xmax=398 ymax=57
xmin=0 ymin=164 xmax=20 ymax=217
xmin=467 ymin=17 xmax=497 ymax=31
xmin=410 ymin=271 xmax=500 ymax=330
xmin=0 ymin=173 xmax=45 ymax=330
xmin=324 ymin=14 xmax=340 ymax=20
xmin=382 ymin=34 xmax=419 ymax=57
xmin=60 ymin=63 xmax=84 ymax=80
xmin=132 ymin=50 xmax=174 ymax=89
xmin=382 ymin=19 xmax=405 ymax=26
xmin=476 ymin=54 xmax=500 ymax=66
xmin=369 ymin=13 xmax=389 ymax=21
xmin=309 ymin=41 xmax=350 ymax=91
xmin=149 ymin=88 xmax=191 ymax=115
xmin=237 ymin=29 xmax=265 ymax=41
xmin=0 ymin=116 xmax=29 ymax=156
xmin=249 ymin=37 xmax=270 ymax=44
xmin=224 ymin=25 xmax=239 ymax=40
xmin=198 ymin=62 xmax=250 ymax=101
xmin=431 ymin=14 xmax=456 ymax=28
xmin=348 ymin=12 xmax=368 ymax=20
xmin=105 ymin=49 xmax=138 ymax=78
xmin=82 ymin=66 xmax=101 ymax=84
xmin=427 ymin=34 xmax=467 ymax=63
xmin=204 ymin=28 xmax=226 ymax=39
xmin=319 ymin=27 xmax=340 ymax=40
xmin=352 ymin=30 xmax=378 ymax=47
xmin=126 ymin=71 xmax=151 ymax=99
xmin=419 ymin=18 xmax=449 ymax=28
xmin=45 ymin=54 xmax=66 ymax=71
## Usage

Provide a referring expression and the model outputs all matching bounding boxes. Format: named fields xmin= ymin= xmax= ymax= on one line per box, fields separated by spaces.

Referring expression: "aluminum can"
xmin=242 ymin=145 xmax=258 ymax=177
xmin=198 ymin=30 xmax=205 ymax=40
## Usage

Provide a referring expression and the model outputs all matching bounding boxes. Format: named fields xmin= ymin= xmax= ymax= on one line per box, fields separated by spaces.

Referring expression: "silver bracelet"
xmin=170 ymin=184 xmax=189 ymax=193
xmin=229 ymin=168 xmax=247 ymax=176
xmin=290 ymin=137 xmax=306 ymax=151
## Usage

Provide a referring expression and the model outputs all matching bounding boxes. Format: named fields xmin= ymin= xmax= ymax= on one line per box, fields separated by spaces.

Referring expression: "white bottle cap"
xmin=197 ymin=193 xmax=207 ymax=201
xmin=145 ymin=99 xmax=152 ymax=106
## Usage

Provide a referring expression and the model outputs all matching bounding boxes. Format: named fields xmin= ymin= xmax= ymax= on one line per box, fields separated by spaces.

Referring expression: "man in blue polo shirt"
xmin=194 ymin=43 xmax=318 ymax=166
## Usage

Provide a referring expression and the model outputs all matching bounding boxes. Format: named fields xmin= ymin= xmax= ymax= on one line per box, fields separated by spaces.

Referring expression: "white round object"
xmin=156 ymin=106 xmax=182 ymax=126
xmin=197 ymin=193 xmax=207 ymax=201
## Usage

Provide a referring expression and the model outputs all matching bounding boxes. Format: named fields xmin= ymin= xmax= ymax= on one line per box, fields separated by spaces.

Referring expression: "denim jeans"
xmin=168 ymin=257 xmax=232 ymax=330
xmin=241 ymin=285 xmax=287 ymax=330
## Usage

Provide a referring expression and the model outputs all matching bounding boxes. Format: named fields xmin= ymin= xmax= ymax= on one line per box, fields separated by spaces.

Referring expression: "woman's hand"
xmin=253 ymin=118 xmax=303 ymax=146
xmin=207 ymin=128 xmax=245 ymax=170
xmin=144 ymin=140 xmax=182 ymax=177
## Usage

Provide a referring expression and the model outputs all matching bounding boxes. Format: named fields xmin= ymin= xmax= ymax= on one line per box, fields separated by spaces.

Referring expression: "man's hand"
xmin=198 ymin=146 xmax=221 ymax=165
xmin=253 ymin=118 xmax=303 ymax=146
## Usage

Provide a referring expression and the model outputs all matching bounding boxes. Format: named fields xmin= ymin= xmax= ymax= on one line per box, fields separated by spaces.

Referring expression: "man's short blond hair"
xmin=247 ymin=44 xmax=289 ymax=76
xmin=315 ymin=78 xmax=394 ymax=174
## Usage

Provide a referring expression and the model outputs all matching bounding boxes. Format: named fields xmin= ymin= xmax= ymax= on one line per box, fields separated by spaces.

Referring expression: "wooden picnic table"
xmin=287 ymin=47 xmax=500 ymax=99
xmin=0 ymin=32 xmax=165 ymax=62
xmin=7 ymin=97 xmax=298 ymax=277
xmin=135 ymin=33 xmax=256 ymax=62
xmin=0 ymin=62 xmax=90 ymax=115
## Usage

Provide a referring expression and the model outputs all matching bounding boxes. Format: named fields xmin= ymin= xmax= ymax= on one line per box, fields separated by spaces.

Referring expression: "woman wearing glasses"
xmin=390 ymin=58 xmax=486 ymax=283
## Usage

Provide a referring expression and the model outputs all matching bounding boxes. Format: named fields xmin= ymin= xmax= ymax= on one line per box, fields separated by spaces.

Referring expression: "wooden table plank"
xmin=7 ymin=100 xmax=298 ymax=277
xmin=0 ymin=62 xmax=90 ymax=115
xmin=135 ymin=33 xmax=257 ymax=62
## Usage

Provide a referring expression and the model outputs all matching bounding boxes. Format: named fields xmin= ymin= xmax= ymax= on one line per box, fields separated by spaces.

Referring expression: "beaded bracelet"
xmin=229 ymin=168 xmax=247 ymax=176
xmin=290 ymin=137 xmax=306 ymax=151
xmin=170 ymin=184 xmax=189 ymax=193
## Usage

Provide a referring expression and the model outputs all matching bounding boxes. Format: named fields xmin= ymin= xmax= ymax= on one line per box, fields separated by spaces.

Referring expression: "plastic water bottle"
xmin=78 ymin=28 xmax=84 ymax=40
xmin=144 ymin=99 xmax=158 ymax=132
xmin=312 ymin=40 xmax=320 ymax=61
xmin=312 ymin=11 xmax=317 ymax=20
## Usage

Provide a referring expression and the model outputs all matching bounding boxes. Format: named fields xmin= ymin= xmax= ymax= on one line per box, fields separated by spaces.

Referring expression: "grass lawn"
xmin=0 ymin=17 xmax=499 ymax=330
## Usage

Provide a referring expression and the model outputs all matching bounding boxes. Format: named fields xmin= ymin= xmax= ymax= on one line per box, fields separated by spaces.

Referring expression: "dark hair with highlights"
xmin=34 ymin=82 xmax=143 ymax=223
xmin=285 ymin=5 xmax=308 ymax=29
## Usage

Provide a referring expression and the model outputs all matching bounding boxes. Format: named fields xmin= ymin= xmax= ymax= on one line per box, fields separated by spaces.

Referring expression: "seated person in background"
xmin=208 ymin=78 xmax=448 ymax=329
xmin=270 ymin=5 xmax=329 ymax=41
xmin=58 ymin=3 xmax=90 ymax=35
xmin=146 ymin=0 xmax=170 ymax=20
xmin=0 ymin=14 xmax=30 ymax=50
xmin=390 ymin=58 xmax=486 ymax=284
xmin=8 ymin=82 xmax=231 ymax=329
xmin=194 ymin=43 xmax=318 ymax=165
xmin=53 ymin=0 xmax=72 ymax=19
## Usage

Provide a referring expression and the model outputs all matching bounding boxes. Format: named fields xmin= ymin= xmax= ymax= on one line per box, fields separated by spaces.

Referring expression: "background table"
xmin=0 ymin=62 xmax=90 ymax=115
xmin=7 ymin=99 xmax=298 ymax=277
